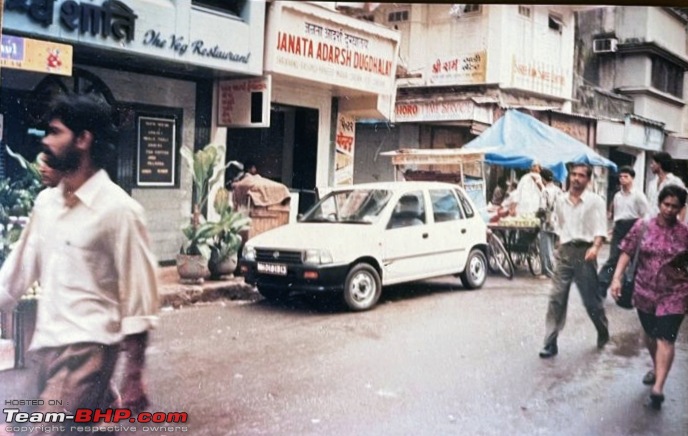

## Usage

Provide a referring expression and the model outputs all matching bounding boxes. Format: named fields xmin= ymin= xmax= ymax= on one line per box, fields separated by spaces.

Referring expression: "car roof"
xmin=329 ymin=181 xmax=464 ymax=192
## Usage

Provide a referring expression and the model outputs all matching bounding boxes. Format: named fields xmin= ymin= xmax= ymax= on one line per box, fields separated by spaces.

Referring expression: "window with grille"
xmin=518 ymin=5 xmax=531 ymax=18
xmin=463 ymin=4 xmax=481 ymax=15
xmin=388 ymin=10 xmax=409 ymax=22
xmin=192 ymin=0 xmax=245 ymax=17
xmin=651 ymin=57 xmax=684 ymax=98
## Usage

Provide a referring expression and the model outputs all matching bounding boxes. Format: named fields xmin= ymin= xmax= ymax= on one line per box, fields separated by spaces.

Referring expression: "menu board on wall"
xmin=137 ymin=116 xmax=177 ymax=187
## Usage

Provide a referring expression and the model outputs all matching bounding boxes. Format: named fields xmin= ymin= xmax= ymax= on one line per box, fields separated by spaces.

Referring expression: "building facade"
xmin=223 ymin=1 xmax=399 ymax=213
xmin=574 ymin=6 xmax=688 ymax=193
xmin=1 ymin=0 xmax=266 ymax=261
xmin=342 ymin=4 xmax=601 ymax=191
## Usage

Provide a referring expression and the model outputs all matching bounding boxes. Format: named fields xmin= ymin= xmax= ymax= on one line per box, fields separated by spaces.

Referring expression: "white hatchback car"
xmin=240 ymin=181 xmax=488 ymax=311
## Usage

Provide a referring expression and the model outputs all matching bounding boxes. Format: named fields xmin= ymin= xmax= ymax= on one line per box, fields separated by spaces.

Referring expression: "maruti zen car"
xmin=240 ymin=181 xmax=488 ymax=311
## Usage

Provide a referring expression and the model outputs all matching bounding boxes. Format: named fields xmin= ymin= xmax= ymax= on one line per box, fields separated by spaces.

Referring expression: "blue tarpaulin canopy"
xmin=463 ymin=110 xmax=617 ymax=182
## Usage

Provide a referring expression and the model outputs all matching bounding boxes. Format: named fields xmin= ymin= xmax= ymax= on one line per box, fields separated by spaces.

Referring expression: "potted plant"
xmin=176 ymin=143 xmax=231 ymax=284
xmin=207 ymin=187 xmax=251 ymax=279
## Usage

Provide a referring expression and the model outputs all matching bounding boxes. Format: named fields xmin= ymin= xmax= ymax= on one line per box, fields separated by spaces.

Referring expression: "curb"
xmin=159 ymin=277 xmax=262 ymax=308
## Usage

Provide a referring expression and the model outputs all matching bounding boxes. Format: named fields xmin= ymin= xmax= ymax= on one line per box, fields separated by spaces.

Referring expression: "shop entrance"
xmin=0 ymin=68 xmax=125 ymax=189
xmin=226 ymin=104 xmax=319 ymax=213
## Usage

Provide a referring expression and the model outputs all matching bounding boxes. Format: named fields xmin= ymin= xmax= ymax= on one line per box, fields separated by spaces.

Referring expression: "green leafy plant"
xmin=179 ymin=143 xmax=234 ymax=258
xmin=208 ymin=187 xmax=251 ymax=261
xmin=0 ymin=147 xmax=43 ymax=266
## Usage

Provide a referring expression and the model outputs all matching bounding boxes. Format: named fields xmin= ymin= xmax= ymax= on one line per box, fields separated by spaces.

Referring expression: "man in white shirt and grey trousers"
xmin=0 ymin=93 xmax=159 ymax=428
xmin=598 ymin=165 xmax=649 ymax=298
xmin=539 ymin=163 xmax=610 ymax=358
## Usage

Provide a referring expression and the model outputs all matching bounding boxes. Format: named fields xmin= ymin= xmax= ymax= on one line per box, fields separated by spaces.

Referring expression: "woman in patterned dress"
xmin=611 ymin=184 xmax=688 ymax=410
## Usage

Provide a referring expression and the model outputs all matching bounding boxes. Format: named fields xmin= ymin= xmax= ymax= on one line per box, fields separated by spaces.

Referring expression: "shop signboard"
xmin=3 ymin=0 xmax=264 ymax=75
xmin=0 ymin=35 xmax=72 ymax=76
xmin=266 ymin=2 xmax=399 ymax=96
xmin=137 ymin=116 xmax=177 ymax=187
xmin=427 ymin=51 xmax=487 ymax=85
xmin=334 ymin=113 xmax=356 ymax=186
xmin=217 ymin=76 xmax=271 ymax=128
xmin=510 ymin=55 xmax=568 ymax=99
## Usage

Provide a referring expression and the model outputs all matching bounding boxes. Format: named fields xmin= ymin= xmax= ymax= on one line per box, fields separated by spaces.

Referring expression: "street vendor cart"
xmin=488 ymin=215 xmax=543 ymax=276
xmin=380 ymin=148 xmax=489 ymax=213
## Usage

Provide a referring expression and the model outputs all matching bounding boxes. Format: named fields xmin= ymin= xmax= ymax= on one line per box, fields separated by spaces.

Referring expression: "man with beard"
xmin=539 ymin=163 xmax=609 ymax=358
xmin=36 ymin=151 xmax=152 ymax=413
xmin=0 ymin=93 xmax=159 ymax=430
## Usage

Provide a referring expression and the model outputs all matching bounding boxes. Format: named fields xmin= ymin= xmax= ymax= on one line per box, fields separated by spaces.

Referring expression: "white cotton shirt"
xmin=646 ymin=173 xmax=685 ymax=215
xmin=513 ymin=172 xmax=543 ymax=215
xmin=613 ymin=188 xmax=649 ymax=221
xmin=0 ymin=170 xmax=159 ymax=350
xmin=552 ymin=189 xmax=607 ymax=245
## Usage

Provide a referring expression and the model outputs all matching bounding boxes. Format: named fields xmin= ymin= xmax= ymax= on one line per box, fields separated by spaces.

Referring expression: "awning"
xmin=463 ymin=109 xmax=617 ymax=182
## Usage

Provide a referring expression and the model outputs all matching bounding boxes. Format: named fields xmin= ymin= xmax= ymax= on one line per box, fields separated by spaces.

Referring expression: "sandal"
xmin=642 ymin=370 xmax=656 ymax=385
xmin=648 ymin=392 xmax=664 ymax=410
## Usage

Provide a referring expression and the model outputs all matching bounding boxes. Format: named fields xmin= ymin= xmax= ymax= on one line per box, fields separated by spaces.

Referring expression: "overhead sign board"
xmin=217 ymin=76 xmax=272 ymax=128
xmin=0 ymin=35 xmax=72 ymax=76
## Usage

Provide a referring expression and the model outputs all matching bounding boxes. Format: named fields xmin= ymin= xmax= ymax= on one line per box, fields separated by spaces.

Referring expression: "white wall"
xmin=85 ymin=66 xmax=197 ymax=261
xmin=633 ymin=95 xmax=684 ymax=133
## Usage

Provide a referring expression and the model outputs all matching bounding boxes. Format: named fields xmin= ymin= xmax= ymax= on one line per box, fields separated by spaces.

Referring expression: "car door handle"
xmin=422 ymin=233 xmax=429 ymax=239
xmin=461 ymin=229 xmax=467 ymax=234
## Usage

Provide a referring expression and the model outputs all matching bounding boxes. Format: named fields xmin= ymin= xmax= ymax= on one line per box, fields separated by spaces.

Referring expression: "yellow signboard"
xmin=1 ymin=35 xmax=72 ymax=76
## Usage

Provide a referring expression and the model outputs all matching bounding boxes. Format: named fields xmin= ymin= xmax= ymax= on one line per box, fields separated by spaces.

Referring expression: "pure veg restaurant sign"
xmin=137 ymin=116 xmax=176 ymax=187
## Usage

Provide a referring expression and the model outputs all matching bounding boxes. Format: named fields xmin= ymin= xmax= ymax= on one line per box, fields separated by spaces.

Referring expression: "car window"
xmin=301 ymin=189 xmax=392 ymax=224
xmin=387 ymin=191 xmax=426 ymax=229
xmin=454 ymin=188 xmax=475 ymax=218
xmin=430 ymin=189 xmax=464 ymax=222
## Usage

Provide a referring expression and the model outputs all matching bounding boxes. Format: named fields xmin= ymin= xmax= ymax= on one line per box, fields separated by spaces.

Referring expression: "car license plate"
xmin=257 ymin=262 xmax=287 ymax=276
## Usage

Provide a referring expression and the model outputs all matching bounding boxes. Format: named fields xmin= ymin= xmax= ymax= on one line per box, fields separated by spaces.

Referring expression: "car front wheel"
xmin=343 ymin=263 xmax=381 ymax=311
xmin=460 ymin=249 xmax=487 ymax=290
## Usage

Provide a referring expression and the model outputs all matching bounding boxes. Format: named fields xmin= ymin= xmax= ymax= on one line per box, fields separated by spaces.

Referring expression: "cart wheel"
xmin=488 ymin=233 xmax=514 ymax=279
xmin=527 ymin=239 xmax=543 ymax=276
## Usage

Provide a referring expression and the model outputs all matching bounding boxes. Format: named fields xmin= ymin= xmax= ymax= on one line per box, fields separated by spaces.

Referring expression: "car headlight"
xmin=303 ymin=249 xmax=333 ymax=265
xmin=242 ymin=245 xmax=256 ymax=261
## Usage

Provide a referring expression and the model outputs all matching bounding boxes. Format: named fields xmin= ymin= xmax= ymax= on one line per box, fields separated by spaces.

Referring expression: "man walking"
xmin=539 ymin=163 xmax=609 ymax=358
xmin=646 ymin=151 xmax=685 ymax=219
xmin=598 ymin=166 xmax=649 ymax=298
xmin=0 ymin=93 xmax=159 ymax=427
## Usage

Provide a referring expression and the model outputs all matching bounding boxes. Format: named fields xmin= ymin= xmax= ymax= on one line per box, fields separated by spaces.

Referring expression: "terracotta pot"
xmin=208 ymin=251 xmax=238 ymax=280
xmin=176 ymin=254 xmax=210 ymax=284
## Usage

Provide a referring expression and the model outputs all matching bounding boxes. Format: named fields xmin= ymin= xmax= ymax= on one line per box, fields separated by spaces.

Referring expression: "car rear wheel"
xmin=460 ymin=249 xmax=487 ymax=290
xmin=343 ymin=263 xmax=381 ymax=311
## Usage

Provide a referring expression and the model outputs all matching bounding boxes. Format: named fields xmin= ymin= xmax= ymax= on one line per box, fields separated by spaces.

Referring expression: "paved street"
xmin=3 ymin=268 xmax=687 ymax=435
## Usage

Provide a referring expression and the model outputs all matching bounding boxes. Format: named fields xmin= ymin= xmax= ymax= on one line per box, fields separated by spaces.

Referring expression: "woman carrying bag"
xmin=611 ymin=185 xmax=688 ymax=410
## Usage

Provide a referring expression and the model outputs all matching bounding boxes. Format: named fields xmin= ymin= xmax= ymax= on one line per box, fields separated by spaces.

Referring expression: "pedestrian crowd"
xmin=489 ymin=152 xmax=688 ymax=412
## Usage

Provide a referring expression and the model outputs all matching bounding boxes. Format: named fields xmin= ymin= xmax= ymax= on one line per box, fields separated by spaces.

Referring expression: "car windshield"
xmin=301 ymin=189 xmax=393 ymax=224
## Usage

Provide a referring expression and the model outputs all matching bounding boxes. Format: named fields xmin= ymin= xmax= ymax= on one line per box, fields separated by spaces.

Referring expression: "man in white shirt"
xmin=0 ymin=94 xmax=159 ymax=422
xmin=646 ymin=151 xmax=685 ymax=219
xmin=539 ymin=163 xmax=609 ymax=358
xmin=509 ymin=162 xmax=544 ymax=216
xmin=598 ymin=166 xmax=649 ymax=298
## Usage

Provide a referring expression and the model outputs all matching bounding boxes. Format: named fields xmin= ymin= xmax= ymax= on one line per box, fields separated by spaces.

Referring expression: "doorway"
xmin=226 ymin=104 xmax=319 ymax=213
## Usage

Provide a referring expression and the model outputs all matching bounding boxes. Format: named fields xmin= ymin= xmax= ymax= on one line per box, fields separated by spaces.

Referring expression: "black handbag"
xmin=616 ymin=219 xmax=648 ymax=309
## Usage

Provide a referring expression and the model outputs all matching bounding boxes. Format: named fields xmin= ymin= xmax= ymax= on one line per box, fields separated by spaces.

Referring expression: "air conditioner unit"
xmin=593 ymin=38 xmax=618 ymax=53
